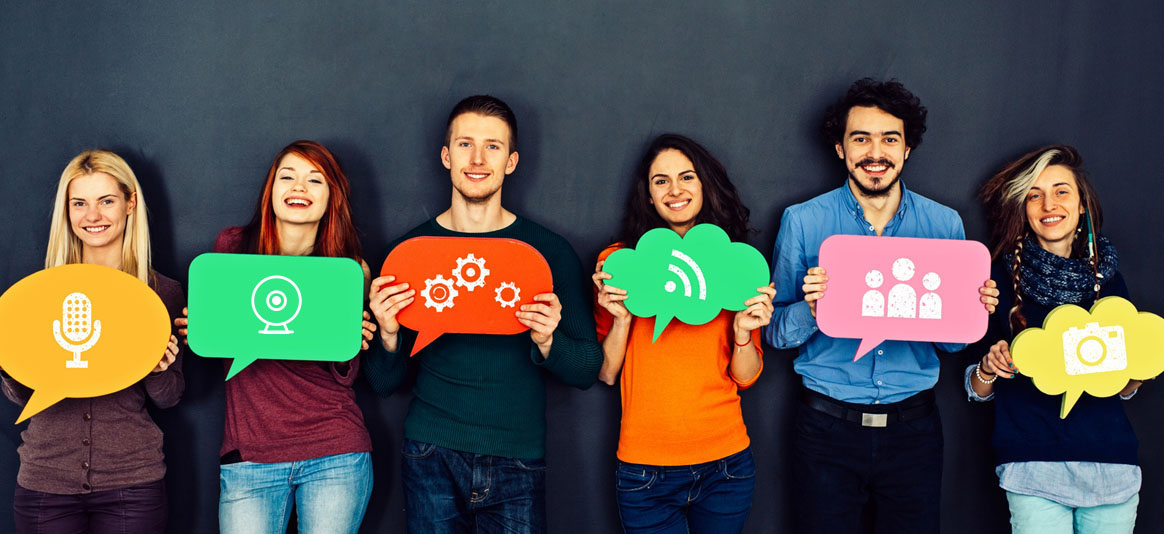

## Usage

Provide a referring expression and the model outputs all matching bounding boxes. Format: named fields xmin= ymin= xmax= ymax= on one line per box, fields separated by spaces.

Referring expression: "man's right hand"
xmin=368 ymin=275 xmax=415 ymax=352
xmin=803 ymin=266 xmax=828 ymax=318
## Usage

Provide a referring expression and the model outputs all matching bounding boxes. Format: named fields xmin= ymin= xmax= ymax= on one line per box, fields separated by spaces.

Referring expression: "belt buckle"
xmin=861 ymin=413 xmax=888 ymax=428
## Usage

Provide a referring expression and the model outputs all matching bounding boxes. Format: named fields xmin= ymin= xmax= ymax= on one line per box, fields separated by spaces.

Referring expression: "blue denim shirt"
xmin=765 ymin=180 xmax=967 ymax=404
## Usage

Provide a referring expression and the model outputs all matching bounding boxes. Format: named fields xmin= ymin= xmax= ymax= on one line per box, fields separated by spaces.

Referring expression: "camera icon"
xmin=252 ymin=275 xmax=302 ymax=335
xmin=1061 ymin=322 xmax=1126 ymax=376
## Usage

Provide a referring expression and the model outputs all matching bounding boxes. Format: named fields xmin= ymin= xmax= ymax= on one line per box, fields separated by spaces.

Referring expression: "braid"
xmin=1008 ymin=235 xmax=1027 ymax=334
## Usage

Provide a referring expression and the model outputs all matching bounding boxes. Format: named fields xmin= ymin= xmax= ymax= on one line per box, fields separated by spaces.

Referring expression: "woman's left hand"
xmin=733 ymin=285 xmax=776 ymax=341
xmin=360 ymin=310 xmax=378 ymax=351
xmin=152 ymin=335 xmax=179 ymax=373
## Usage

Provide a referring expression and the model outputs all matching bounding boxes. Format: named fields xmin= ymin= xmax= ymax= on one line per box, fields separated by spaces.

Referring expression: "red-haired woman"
xmin=177 ymin=140 xmax=377 ymax=533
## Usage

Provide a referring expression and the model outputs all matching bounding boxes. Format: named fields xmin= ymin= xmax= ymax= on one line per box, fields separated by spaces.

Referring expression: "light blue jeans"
xmin=1006 ymin=491 xmax=1138 ymax=534
xmin=219 ymin=452 xmax=373 ymax=534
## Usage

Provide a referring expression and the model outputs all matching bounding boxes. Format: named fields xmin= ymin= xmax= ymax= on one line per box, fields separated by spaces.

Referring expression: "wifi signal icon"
xmin=663 ymin=250 xmax=707 ymax=300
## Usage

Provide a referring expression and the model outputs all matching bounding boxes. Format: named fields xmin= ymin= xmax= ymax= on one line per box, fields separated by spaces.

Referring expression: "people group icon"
xmin=862 ymin=258 xmax=942 ymax=319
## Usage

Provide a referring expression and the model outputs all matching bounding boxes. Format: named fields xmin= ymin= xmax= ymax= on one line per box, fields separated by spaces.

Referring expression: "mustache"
xmin=855 ymin=158 xmax=894 ymax=168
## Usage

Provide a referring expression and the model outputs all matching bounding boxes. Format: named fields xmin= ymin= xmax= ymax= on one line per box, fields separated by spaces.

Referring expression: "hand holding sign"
xmin=601 ymin=224 xmax=770 ymax=341
xmin=0 ymin=264 xmax=171 ymax=423
xmin=187 ymin=254 xmax=365 ymax=379
xmin=380 ymin=237 xmax=553 ymax=355
xmin=816 ymin=235 xmax=991 ymax=361
xmin=1011 ymin=296 xmax=1164 ymax=418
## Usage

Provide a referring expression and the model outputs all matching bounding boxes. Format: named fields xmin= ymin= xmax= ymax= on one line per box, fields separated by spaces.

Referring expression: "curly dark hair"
xmin=618 ymin=133 xmax=752 ymax=245
xmin=821 ymin=78 xmax=928 ymax=149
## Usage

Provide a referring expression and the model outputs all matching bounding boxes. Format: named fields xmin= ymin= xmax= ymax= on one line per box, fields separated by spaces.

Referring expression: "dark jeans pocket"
xmin=615 ymin=464 xmax=658 ymax=492
xmin=723 ymin=448 xmax=756 ymax=480
xmin=401 ymin=439 xmax=437 ymax=460
xmin=513 ymin=457 xmax=547 ymax=472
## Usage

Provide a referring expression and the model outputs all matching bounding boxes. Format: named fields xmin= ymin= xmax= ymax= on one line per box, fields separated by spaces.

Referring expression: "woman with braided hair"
xmin=966 ymin=145 xmax=1147 ymax=533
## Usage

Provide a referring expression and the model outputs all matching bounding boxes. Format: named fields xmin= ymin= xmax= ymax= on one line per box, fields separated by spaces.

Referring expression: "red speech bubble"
xmin=380 ymin=237 xmax=553 ymax=355
xmin=816 ymin=235 xmax=990 ymax=361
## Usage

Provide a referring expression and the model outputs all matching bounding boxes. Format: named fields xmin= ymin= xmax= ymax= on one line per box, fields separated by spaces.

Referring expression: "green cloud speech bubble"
xmin=601 ymin=224 xmax=770 ymax=341
xmin=1011 ymin=296 xmax=1164 ymax=418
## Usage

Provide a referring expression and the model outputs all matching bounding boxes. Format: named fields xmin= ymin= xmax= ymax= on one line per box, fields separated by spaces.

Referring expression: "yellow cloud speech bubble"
xmin=1011 ymin=296 xmax=1164 ymax=419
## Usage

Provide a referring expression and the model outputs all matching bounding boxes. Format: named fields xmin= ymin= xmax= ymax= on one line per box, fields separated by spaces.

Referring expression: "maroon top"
xmin=1 ymin=272 xmax=185 ymax=495
xmin=213 ymin=227 xmax=371 ymax=463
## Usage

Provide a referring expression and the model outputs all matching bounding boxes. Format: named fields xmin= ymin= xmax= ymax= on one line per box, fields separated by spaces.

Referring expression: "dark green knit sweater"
xmin=363 ymin=216 xmax=601 ymax=459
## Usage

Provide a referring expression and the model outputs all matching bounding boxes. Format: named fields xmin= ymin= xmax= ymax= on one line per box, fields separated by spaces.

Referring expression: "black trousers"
xmin=791 ymin=391 xmax=943 ymax=534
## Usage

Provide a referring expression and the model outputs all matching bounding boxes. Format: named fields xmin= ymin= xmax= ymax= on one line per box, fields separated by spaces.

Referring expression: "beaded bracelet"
xmin=975 ymin=363 xmax=998 ymax=384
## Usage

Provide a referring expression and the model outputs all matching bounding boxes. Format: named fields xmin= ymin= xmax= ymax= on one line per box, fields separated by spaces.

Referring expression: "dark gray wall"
xmin=3 ymin=2 xmax=1162 ymax=532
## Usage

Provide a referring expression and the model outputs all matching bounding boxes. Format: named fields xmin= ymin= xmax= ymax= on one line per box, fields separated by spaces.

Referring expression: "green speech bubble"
xmin=187 ymin=253 xmax=365 ymax=379
xmin=602 ymin=224 xmax=770 ymax=341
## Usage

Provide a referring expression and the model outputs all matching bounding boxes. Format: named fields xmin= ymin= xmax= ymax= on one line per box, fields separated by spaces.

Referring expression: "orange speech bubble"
xmin=0 ymin=264 xmax=171 ymax=423
xmin=380 ymin=237 xmax=553 ymax=355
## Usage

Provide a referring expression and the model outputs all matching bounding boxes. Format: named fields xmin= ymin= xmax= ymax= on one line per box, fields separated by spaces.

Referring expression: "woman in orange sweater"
xmin=593 ymin=133 xmax=775 ymax=534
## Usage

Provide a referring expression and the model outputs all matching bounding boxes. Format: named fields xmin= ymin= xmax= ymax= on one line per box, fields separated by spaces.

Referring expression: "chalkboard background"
xmin=2 ymin=2 xmax=1162 ymax=532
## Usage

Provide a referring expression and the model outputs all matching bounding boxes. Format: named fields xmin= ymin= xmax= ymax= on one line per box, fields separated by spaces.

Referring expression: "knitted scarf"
xmin=1005 ymin=234 xmax=1119 ymax=307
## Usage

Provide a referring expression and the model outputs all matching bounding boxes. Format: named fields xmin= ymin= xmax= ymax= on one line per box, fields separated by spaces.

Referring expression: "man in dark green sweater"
xmin=364 ymin=95 xmax=602 ymax=533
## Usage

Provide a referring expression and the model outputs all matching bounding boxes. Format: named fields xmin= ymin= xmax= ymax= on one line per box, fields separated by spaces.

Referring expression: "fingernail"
xmin=1009 ymin=363 xmax=1014 ymax=368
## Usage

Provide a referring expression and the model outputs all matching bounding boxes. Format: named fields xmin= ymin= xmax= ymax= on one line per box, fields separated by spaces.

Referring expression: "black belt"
xmin=800 ymin=388 xmax=935 ymax=428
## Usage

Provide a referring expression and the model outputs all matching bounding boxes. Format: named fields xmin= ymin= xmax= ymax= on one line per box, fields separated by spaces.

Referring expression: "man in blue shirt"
xmin=765 ymin=78 xmax=999 ymax=534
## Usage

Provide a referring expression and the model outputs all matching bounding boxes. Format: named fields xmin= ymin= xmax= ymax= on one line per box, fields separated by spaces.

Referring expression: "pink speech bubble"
xmin=816 ymin=235 xmax=990 ymax=361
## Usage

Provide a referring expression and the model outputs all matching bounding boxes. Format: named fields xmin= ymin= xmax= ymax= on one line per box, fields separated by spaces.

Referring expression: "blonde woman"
xmin=1 ymin=150 xmax=183 ymax=534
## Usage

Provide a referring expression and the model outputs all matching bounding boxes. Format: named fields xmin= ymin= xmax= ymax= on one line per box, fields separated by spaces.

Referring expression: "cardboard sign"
xmin=0 ymin=264 xmax=171 ymax=423
xmin=380 ymin=237 xmax=553 ymax=355
xmin=816 ymin=235 xmax=990 ymax=360
xmin=188 ymin=253 xmax=364 ymax=379
xmin=602 ymin=224 xmax=769 ymax=341
xmin=1011 ymin=296 xmax=1164 ymax=418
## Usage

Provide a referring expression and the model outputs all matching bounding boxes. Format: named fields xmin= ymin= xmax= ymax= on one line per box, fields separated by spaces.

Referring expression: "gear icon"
xmin=421 ymin=275 xmax=459 ymax=312
xmin=453 ymin=254 xmax=490 ymax=291
xmin=494 ymin=282 xmax=520 ymax=308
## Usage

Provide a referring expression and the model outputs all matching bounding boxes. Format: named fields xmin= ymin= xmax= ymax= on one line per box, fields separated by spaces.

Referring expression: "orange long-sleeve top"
xmin=595 ymin=245 xmax=761 ymax=466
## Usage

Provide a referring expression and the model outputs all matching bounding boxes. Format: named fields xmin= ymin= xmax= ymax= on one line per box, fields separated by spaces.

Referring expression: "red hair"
xmin=243 ymin=140 xmax=362 ymax=260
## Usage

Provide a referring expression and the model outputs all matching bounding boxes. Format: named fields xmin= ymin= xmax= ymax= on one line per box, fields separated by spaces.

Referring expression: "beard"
xmin=847 ymin=158 xmax=901 ymax=198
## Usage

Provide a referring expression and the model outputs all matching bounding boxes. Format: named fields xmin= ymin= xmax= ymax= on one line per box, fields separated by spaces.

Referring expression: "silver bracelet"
xmin=975 ymin=363 xmax=997 ymax=384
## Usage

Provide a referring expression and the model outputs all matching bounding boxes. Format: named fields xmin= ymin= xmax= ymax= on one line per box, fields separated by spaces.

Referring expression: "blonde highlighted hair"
xmin=46 ymin=150 xmax=153 ymax=284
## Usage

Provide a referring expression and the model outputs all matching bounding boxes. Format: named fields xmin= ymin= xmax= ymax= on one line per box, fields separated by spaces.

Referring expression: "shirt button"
xmin=81 ymin=483 xmax=91 ymax=491
xmin=82 ymin=413 xmax=91 ymax=421
xmin=868 ymin=225 xmax=874 ymax=231
xmin=874 ymin=400 xmax=881 ymax=404
xmin=877 ymin=380 xmax=883 ymax=385
xmin=81 ymin=461 xmax=89 ymax=470
xmin=82 ymin=439 xmax=90 ymax=446
xmin=877 ymin=350 xmax=883 ymax=355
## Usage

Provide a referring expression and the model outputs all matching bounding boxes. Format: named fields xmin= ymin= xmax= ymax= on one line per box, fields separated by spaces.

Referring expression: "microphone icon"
xmin=52 ymin=292 xmax=101 ymax=369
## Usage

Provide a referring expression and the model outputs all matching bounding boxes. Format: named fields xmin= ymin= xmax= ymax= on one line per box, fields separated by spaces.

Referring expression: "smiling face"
xmin=270 ymin=152 xmax=330 ymax=225
xmin=1025 ymin=164 xmax=1085 ymax=256
xmin=647 ymin=149 xmax=704 ymax=236
xmin=441 ymin=112 xmax=519 ymax=204
xmin=67 ymin=172 xmax=134 ymax=255
xmin=836 ymin=105 xmax=911 ymax=198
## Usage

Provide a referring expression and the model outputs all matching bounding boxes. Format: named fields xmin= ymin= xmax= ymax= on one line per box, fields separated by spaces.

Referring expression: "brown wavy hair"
xmin=619 ymin=133 xmax=752 ymax=245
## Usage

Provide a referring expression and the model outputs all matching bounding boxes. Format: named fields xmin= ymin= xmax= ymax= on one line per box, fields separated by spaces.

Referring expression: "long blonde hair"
xmin=46 ymin=150 xmax=153 ymax=284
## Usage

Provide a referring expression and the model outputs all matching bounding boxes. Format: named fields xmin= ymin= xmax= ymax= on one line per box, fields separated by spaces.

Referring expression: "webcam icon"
xmin=251 ymin=275 xmax=302 ymax=335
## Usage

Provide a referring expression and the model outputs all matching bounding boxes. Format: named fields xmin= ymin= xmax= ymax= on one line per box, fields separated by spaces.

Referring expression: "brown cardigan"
xmin=1 ymin=272 xmax=185 ymax=494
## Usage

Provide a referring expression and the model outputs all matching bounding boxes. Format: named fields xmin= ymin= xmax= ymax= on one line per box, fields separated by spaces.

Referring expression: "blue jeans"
xmin=1007 ymin=492 xmax=1138 ymax=534
xmin=615 ymin=448 xmax=755 ymax=534
xmin=218 ymin=452 xmax=372 ymax=534
xmin=401 ymin=438 xmax=547 ymax=534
